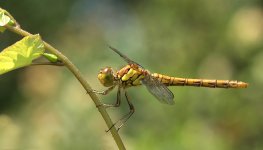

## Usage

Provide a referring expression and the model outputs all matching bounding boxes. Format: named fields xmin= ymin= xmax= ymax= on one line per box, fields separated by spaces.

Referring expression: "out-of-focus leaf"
xmin=0 ymin=34 xmax=45 ymax=75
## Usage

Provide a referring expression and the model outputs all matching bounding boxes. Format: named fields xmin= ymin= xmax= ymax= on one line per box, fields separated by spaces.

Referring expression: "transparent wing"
xmin=109 ymin=46 xmax=143 ymax=68
xmin=142 ymin=75 xmax=175 ymax=105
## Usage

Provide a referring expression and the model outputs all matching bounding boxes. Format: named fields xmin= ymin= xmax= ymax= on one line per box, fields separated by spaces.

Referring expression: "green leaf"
xmin=42 ymin=53 xmax=59 ymax=63
xmin=0 ymin=34 xmax=45 ymax=75
xmin=0 ymin=11 xmax=11 ymax=32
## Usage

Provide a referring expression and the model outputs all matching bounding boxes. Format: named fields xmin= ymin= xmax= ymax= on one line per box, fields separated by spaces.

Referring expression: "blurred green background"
xmin=0 ymin=0 xmax=262 ymax=149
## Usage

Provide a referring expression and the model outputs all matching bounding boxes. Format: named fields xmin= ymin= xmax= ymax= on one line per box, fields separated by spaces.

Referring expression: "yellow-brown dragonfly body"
xmin=115 ymin=64 xmax=248 ymax=88
xmin=94 ymin=46 xmax=248 ymax=131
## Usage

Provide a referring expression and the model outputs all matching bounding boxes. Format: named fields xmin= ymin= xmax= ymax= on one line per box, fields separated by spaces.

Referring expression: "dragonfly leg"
xmin=106 ymin=89 xmax=135 ymax=132
xmin=102 ymin=86 xmax=122 ymax=108
xmin=92 ymin=85 xmax=116 ymax=95
xmin=95 ymin=85 xmax=121 ymax=109
xmin=116 ymin=90 xmax=135 ymax=131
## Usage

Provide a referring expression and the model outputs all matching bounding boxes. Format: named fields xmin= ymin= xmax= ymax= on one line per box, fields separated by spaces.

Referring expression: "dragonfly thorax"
xmin=116 ymin=65 xmax=148 ymax=87
xmin=98 ymin=67 xmax=116 ymax=87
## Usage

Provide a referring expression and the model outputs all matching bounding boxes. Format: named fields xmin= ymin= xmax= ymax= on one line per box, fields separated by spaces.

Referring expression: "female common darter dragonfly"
xmin=93 ymin=46 xmax=248 ymax=131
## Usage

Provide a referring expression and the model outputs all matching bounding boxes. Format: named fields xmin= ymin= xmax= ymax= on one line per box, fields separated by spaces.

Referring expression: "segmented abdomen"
xmin=151 ymin=73 xmax=248 ymax=88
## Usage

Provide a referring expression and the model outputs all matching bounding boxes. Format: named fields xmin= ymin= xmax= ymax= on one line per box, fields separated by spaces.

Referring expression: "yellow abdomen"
xmin=151 ymin=73 xmax=248 ymax=88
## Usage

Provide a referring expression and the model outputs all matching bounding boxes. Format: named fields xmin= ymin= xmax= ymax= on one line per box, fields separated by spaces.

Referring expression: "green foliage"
xmin=0 ymin=34 xmax=45 ymax=75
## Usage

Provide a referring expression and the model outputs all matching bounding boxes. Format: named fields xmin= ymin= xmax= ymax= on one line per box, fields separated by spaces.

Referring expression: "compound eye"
xmin=98 ymin=67 xmax=115 ymax=87
xmin=103 ymin=67 xmax=112 ymax=74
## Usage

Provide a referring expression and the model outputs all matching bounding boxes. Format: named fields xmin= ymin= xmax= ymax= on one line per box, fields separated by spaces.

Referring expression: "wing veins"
xmin=142 ymin=75 xmax=175 ymax=105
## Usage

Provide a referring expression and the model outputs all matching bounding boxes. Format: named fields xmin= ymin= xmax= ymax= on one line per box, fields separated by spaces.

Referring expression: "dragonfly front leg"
xmin=92 ymin=85 xmax=116 ymax=95
xmin=107 ymin=89 xmax=135 ymax=132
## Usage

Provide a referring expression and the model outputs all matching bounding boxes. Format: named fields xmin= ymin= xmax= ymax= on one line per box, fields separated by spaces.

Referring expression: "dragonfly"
xmin=93 ymin=46 xmax=248 ymax=131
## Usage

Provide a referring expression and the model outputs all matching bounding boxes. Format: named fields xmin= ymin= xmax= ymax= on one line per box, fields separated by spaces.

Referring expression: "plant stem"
xmin=5 ymin=25 xmax=126 ymax=150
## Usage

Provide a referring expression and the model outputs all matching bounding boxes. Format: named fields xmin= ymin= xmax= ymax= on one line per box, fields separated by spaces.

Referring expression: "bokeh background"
xmin=0 ymin=0 xmax=262 ymax=149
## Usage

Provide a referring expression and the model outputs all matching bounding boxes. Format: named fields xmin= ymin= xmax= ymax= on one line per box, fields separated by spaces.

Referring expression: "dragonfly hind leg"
xmin=116 ymin=90 xmax=135 ymax=131
xmin=107 ymin=89 xmax=135 ymax=132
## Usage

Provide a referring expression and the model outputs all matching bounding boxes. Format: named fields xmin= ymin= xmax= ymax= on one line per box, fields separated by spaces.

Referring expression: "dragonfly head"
xmin=98 ymin=67 xmax=115 ymax=87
